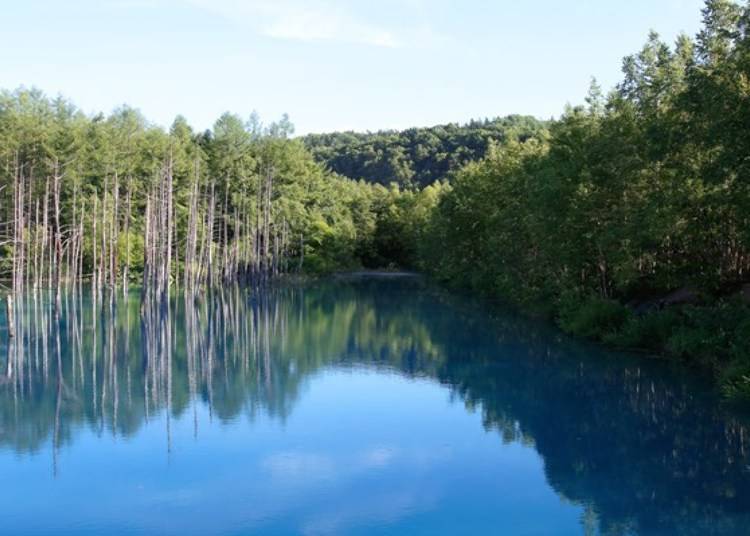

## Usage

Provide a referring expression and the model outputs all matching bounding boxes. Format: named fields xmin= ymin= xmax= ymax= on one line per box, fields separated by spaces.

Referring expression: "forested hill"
xmin=301 ymin=115 xmax=546 ymax=188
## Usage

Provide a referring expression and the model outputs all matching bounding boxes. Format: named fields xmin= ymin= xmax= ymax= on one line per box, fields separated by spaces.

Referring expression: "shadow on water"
xmin=0 ymin=276 xmax=749 ymax=534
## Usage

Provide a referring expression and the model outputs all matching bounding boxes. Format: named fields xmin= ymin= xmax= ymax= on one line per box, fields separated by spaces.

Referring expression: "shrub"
xmin=558 ymin=296 xmax=631 ymax=340
xmin=603 ymin=308 xmax=681 ymax=351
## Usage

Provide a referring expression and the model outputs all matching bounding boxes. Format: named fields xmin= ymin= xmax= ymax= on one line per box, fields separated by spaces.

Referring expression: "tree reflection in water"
xmin=0 ymin=276 xmax=749 ymax=534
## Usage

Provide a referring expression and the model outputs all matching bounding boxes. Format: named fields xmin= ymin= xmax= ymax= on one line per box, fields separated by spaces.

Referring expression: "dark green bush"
xmin=719 ymin=316 xmax=750 ymax=401
xmin=602 ymin=309 xmax=681 ymax=351
xmin=558 ymin=296 xmax=631 ymax=340
xmin=556 ymin=296 xmax=750 ymax=400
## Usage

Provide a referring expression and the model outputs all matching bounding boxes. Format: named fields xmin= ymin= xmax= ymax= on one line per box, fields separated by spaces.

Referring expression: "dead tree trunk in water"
xmin=92 ymin=196 xmax=99 ymax=293
xmin=6 ymin=294 xmax=15 ymax=340
xmin=164 ymin=155 xmax=173 ymax=301
xmin=53 ymin=159 xmax=63 ymax=309
xmin=184 ymin=161 xmax=199 ymax=295
xmin=141 ymin=155 xmax=175 ymax=300
xmin=111 ymin=172 xmax=119 ymax=294
xmin=206 ymin=180 xmax=216 ymax=289
xmin=33 ymin=198 xmax=40 ymax=293
xmin=12 ymin=156 xmax=25 ymax=296
xmin=142 ymin=194 xmax=151 ymax=293
xmin=43 ymin=179 xmax=50 ymax=289
xmin=123 ymin=183 xmax=131 ymax=297
xmin=102 ymin=174 xmax=109 ymax=291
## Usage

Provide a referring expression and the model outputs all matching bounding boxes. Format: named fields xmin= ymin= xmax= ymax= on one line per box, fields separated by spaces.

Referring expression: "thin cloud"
xmin=185 ymin=0 xmax=402 ymax=48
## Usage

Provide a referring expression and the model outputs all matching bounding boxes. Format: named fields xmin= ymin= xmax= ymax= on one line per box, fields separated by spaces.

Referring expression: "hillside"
xmin=302 ymin=115 xmax=546 ymax=188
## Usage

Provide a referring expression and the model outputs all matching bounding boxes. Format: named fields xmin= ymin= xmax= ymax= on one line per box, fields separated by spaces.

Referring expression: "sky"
xmin=1 ymin=0 xmax=706 ymax=135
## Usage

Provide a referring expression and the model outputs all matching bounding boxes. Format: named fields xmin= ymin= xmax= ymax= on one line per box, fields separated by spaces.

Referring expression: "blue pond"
xmin=1 ymin=276 xmax=749 ymax=535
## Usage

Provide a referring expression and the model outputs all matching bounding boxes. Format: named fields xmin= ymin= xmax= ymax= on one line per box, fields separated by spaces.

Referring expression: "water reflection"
xmin=1 ymin=276 xmax=749 ymax=534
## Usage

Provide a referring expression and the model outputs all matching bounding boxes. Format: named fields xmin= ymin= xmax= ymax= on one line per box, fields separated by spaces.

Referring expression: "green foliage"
xmin=721 ymin=315 xmax=750 ymax=400
xmin=404 ymin=0 xmax=750 ymax=399
xmin=0 ymin=89 xmax=385 ymax=280
xmin=118 ymin=230 xmax=144 ymax=273
xmin=663 ymin=302 xmax=750 ymax=363
xmin=558 ymin=294 xmax=750 ymax=401
xmin=602 ymin=309 xmax=682 ymax=352
xmin=303 ymin=116 xmax=547 ymax=189
xmin=558 ymin=296 xmax=631 ymax=340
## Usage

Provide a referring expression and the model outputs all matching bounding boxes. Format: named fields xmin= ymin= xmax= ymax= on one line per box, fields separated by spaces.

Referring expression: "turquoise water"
xmin=1 ymin=276 xmax=748 ymax=535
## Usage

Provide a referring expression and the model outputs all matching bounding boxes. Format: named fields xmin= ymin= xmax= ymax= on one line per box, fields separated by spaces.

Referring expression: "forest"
xmin=1 ymin=0 xmax=749 ymax=398
xmin=0 ymin=95 xmax=393 ymax=298
xmin=302 ymin=115 xmax=546 ymax=188
xmin=383 ymin=0 xmax=750 ymax=400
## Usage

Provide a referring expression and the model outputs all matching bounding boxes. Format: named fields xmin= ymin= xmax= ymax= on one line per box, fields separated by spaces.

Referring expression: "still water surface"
xmin=1 ymin=276 xmax=749 ymax=535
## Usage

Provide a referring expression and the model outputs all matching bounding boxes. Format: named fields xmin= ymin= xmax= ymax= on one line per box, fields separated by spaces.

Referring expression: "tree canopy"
xmin=302 ymin=115 xmax=546 ymax=188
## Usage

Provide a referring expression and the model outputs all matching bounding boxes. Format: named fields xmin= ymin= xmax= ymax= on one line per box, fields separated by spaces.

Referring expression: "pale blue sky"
xmin=1 ymin=0 xmax=705 ymax=135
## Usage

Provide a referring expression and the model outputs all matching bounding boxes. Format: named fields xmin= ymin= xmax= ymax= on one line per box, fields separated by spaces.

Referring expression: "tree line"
xmin=302 ymin=115 xmax=546 ymax=188
xmin=393 ymin=0 xmax=750 ymax=398
xmin=307 ymin=0 xmax=750 ymax=398
xmin=0 ymin=94 xmax=413 ymax=301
